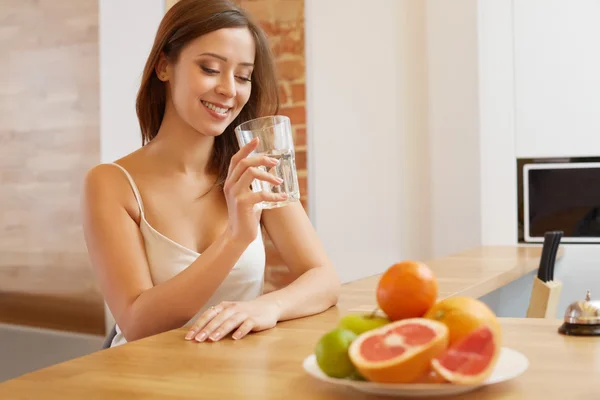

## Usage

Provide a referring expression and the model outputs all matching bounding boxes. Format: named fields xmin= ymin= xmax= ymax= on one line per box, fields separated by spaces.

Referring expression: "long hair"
xmin=135 ymin=0 xmax=279 ymax=186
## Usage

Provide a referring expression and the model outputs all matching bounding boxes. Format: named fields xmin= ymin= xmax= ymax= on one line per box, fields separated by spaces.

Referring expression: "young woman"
xmin=82 ymin=0 xmax=340 ymax=347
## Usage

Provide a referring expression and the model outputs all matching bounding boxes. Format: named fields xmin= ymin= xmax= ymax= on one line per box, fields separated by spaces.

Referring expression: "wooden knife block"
xmin=526 ymin=277 xmax=563 ymax=319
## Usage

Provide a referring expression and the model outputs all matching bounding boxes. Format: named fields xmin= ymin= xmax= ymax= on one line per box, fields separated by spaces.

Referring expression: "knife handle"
xmin=547 ymin=231 xmax=563 ymax=282
xmin=538 ymin=232 xmax=555 ymax=282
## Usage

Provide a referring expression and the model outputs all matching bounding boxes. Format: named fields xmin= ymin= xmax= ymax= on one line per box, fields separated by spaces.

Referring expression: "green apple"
xmin=315 ymin=328 xmax=358 ymax=378
xmin=337 ymin=313 xmax=390 ymax=335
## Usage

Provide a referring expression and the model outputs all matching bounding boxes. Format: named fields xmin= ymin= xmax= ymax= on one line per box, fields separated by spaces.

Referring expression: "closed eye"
xmin=201 ymin=67 xmax=219 ymax=74
xmin=202 ymin=66 xmax=250 ymax=82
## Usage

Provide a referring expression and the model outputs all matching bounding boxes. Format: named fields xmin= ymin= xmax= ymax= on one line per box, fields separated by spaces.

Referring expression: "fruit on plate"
xmin=315 ymin=328 xmax=358 ymax=379
xmin=431 ymin=325 xmax=500 ymax=385
xmin=413 ymin=368 xmax=447 ymax=384
xmin=376 ymin=261 xmax=438 ymax=321
xmin=424 ymin=296 xmax=502 ymax=347
xmin=348 ymin=318 xmax=449 ymax=384
xmin=338 ymin=313 xmax=391 ymax=335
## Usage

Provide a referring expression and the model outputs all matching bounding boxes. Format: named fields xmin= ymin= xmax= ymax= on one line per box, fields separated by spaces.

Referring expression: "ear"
xmin=155 ymin=52 xmax=170 ymax=82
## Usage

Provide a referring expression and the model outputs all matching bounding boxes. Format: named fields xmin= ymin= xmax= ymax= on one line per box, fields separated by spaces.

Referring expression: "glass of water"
xmin=234 ymin=115 xmax=300 ymax=209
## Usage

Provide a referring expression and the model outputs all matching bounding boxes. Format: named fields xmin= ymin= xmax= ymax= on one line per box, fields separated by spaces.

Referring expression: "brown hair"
xmin=136 ymin=0 xmax=279 ymax=186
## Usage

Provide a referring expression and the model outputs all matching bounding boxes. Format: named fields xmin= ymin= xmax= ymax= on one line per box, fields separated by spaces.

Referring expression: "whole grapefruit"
xmin=376 ymin=261 xmax=438 ymax=321
xmin=423 ymin=296 xmax=501 ymax=347
xmin=348 ymin=318 xmax=449 ymax=383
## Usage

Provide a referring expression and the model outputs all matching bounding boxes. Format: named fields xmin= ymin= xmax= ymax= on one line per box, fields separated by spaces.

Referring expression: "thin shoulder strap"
xmin=109 ymin=163 xmax=145 ymax=215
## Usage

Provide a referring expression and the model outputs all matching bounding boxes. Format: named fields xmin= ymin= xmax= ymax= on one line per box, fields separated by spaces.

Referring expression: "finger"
xmin=208 ymin=312 xmax=248 ymax=342
xmin=232 ymin=319 xmax=255 ymax=340
xmin=185 ymin=303 xmax=226 ymax=341
xmin=193 ymin=307 xmax=237 ymax=342
xmin=234 ymin=166 xmax=283 ymax=194
xmin=241 ymin=191 xmax=289 ymax=206
xmin=227 ymin=155 xmax=279 ymax=189
xmin=228 ymin=137 xmax=259 ymax=176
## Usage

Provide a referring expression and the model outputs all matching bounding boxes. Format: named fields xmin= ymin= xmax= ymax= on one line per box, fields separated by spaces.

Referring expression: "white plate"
xmin=302 ymin=347 xmax=529 ymax=397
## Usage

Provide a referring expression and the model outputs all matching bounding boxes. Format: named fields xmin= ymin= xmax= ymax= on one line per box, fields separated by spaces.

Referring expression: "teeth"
xmin=202 ymin=101 xmax=228 ymax=115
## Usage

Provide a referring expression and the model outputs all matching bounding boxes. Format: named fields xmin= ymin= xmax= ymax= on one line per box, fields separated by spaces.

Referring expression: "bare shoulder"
xmin=82 ymin=161 xmax=141 ymax=223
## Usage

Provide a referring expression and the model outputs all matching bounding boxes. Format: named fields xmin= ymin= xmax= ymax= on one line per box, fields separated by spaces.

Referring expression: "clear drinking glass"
xmin=234 ymin=115 xmax=300 ymax=209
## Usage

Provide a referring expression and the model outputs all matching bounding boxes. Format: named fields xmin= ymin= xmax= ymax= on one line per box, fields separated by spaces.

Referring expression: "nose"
xmin=216 ymin=73 xmax=236 ymax=98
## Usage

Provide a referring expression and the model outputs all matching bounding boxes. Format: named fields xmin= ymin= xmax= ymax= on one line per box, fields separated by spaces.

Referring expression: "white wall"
xmin=478 ymin=0 xmax=518 ymax=246
xmin=425 ymin=0 xmax=519 ymax=256
xmin=513 ymin=0 xmax=600 ymax=159
xmin=306 ymin=0 xmax=431 ymax=283
xmin=99 ymin=0 xmax=165 ymax=164
xmin=396 ymin=1 xmax=431 ymax=262
xmin=426 ymin=0 xmax=482 ymax=258
xmin=99 ymin=0 xmax=166 ymax=330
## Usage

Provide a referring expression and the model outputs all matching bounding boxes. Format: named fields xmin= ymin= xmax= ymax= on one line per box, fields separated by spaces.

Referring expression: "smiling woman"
xmin=81 ymin=0 xmax=340 ymax=348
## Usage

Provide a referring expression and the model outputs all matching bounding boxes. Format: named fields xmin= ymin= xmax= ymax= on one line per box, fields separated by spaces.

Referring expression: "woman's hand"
xmin=224 ymin=137 xmax=288 ymax=245
xmin=185 ymin=299 xmax=281 ymax=342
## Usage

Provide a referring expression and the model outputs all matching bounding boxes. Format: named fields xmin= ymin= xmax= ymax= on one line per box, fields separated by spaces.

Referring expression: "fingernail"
xmin=195 ymin=332 xmax=207 ymax=342
xmin=232 ymin=333 xmax=240 ymax=340
xmin=275 ymin=177 xmax=284 ymax=184
xmin=280 ymin=193 xmax=289 ymax=199
xmin=185 ymin=330 xmax=196 ymax=340
xmin=209 ymin=332 xmax=220 ymax=341
xmin=267 ymin=157 xmax=279 ymax=165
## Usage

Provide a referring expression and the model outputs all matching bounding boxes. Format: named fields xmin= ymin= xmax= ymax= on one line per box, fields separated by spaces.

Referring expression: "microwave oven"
xmin=523 ymin=161 xmax=600 ymax=243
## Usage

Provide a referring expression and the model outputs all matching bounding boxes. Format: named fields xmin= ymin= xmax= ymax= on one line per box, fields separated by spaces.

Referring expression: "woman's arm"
xmin=82 ymin=164 xmax=247 ymax=342
xmin=184 ymin=201 xmax=341 ymax=342
xmin=258 ymin=201 xmax=341 ymax=320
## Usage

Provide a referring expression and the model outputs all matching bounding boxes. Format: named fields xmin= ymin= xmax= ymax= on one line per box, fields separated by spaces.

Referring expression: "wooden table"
xmin=1 ymin=246 xmax=599 ymax=399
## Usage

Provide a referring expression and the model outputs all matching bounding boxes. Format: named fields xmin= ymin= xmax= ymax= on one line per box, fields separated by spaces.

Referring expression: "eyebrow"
xmin=198 ymin=52 xmax=254 ymax=67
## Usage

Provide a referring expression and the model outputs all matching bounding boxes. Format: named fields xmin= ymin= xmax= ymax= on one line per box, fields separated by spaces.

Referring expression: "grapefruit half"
xmin=348 ymin=318 xmax=449 ymax=384
xmin=431 ymin=325 xmax=500 ymax=385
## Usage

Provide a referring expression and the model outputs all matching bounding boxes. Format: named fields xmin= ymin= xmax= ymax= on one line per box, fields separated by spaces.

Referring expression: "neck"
xmin=148 ymin=101 xmax=215 ymax=176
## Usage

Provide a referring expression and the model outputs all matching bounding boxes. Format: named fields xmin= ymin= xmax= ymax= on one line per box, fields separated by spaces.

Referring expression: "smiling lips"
xmin=201 ymin=100 xmax=230 ymax=115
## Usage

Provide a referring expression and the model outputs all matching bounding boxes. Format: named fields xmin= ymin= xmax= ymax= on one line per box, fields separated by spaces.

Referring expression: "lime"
xmin=338 ymin=313 xmax=390 ymax=335
xmin=314 ymin=328 xmax=358 ymax=379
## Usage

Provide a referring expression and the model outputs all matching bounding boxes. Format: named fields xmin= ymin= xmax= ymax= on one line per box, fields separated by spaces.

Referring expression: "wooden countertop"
xmin=2 ymin=245 xmax=599 ymax=399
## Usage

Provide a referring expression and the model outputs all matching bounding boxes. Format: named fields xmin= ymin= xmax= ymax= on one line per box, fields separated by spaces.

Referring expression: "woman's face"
xmin=160 ymin=27 xmax=256 ymax=137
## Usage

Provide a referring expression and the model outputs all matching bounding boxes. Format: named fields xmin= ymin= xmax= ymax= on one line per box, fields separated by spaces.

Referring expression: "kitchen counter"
xmin=1 ymin=245 xmax=598 ymax=399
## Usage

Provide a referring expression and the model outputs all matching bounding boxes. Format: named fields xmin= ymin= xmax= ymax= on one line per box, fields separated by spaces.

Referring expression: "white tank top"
xmin=109 ymin=163 xmax=266 ymax=347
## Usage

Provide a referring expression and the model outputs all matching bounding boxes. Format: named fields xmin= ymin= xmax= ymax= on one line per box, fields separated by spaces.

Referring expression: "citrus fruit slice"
xmin=315 ymin=328 xmax=358 ymax=378
xmin=348 ymin=318 xmax=449 ymax=383
xmin=424 ymin=296 xmax=502 ymax=347
xmin=431 ymin=325 xmax=500 ymax=385
xmin=376 ymin=261 xmax=438 ymax=321
xmin=413 ymin=368 xmax=448 ymax=384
